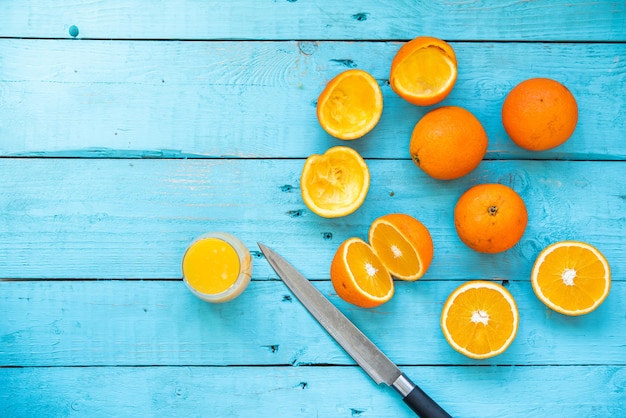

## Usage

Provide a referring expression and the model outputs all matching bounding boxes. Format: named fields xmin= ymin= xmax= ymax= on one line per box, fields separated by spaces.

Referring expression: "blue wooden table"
xmin=1 ymin=2 xmax=625 ymax=417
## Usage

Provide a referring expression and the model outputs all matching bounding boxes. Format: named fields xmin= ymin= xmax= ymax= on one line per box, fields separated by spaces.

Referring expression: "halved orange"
xmin=300 ymin=146 xmax=370 ymax=218
xmin=368 ymin=213 xmax=434 ymax=281
xmin=441 ymin=281 xmax=519 ymax=359
xmin=531 ymin=241 xmax=611 ymax=316
xmin=316 ymin=69 xmax=383 ymax=140
xmin=390 ymin=36 xmax=458 ymax=106
xmin=330 ymin=237 xmax=394 ymax=308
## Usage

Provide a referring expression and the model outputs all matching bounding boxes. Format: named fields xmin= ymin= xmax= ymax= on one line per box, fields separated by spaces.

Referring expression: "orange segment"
xmin=330 ymin=238 xmax=394 ymax=308
xmin=316 ymin=69 xmax=383 ymax=140
xmin=441 ymin=281 xmax=519 ymax=359
xmin=300 ymin=146 xmax=370 ymax=218
xmin=368 ymin=213 xmax=434 ymax=281
xmin=390 ymin=36 xmax=457 ymax=106
xmin=531 ymin=241 xmax=611 ymax=316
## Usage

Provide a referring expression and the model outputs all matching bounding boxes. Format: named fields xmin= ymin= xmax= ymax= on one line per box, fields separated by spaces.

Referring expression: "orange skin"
xmin=300 ymin=146 xmax=370 ymax=218
xmin=454 ymin=183 xmax=528 ymax=253
xmin=441 ymin=280 xmax=519 ymax=359
xmin=369 ymin=213 xmax=434 ymax=280
xmin=410 ymin=106 xmax=488 ymax=180
xmin=390 ymin=36 xmax=457 ymax=106
xmin=330 ymin=238 xmax=393 ymax=308
xmin=316 ymin=69 xmax=383 ymax=140
xmin=531 ymin=240 xmax=611 ymax=316
xmin=502 ymin=77 xmax=578 ymax=151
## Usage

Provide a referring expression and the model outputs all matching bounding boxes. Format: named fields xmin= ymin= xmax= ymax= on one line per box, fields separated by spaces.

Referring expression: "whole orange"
xmin=410 ymin=106 xmax=488 ymax=180
xmin=502 ymin=78 xmax=578 ymax=151
xmin=454 ymin=183 xmax=528 ymax=253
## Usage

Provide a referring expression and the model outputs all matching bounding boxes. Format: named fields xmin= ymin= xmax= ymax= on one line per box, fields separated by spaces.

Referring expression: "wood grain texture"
xmin=1 ymin=365 xmax=624 ymax=417
xmin=0 ymin=0 xmax=624 ymax=41
xmin=0 ymin=159 xmax=623 ymax=280
xmin=1 ymin=2 xmax=625 ymax=416
xmin=1 ymin=280 xmax=625 ymax=368
xmin=1 ymin=40 xmax=624 ymax=159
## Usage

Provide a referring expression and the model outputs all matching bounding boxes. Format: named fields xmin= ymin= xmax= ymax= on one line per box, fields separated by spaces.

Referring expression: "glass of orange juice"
xmin=182 ymin=232 xmax=252 ymax=303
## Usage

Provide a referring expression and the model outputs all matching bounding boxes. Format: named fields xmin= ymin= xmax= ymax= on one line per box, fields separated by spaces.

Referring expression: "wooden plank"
xmin=1 ymin=365 xmax=624 ymax=417
xmin=1 ymin=280 xmax=624 ymax=367
xmin=0 ymin=159 xmax=623 ymax=280
xmin=0 ymin=1 xmax=624 ymax=41
xmin=0 ymin=40 xmax=624 ymax=160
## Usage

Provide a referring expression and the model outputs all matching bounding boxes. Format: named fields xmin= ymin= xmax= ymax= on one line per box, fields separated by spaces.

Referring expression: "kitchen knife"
xmin=258 ymin=243 xmax=451 ymax=418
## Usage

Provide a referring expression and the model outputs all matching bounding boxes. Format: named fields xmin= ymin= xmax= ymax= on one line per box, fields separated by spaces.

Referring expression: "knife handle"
xmin=393 ymin=374 xmax=451 ymax=418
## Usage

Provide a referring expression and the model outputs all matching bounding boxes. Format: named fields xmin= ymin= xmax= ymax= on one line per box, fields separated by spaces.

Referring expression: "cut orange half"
xmin=531 ymin=241 xmax=611 ymax=316
xmin=368 ymin=213 xmax=434 ymax=281
xmin=390 ymin=36 xmax=458 ymax=106
xmin=300 ymin=146 xmax=370 ymax=218
xmin=330 ymin=237 xmax=394 ymax=308
xmin=441 ymin=281 xmax=519 ymax=359
xmin=316 ymin=69 xmax=383 ymax=140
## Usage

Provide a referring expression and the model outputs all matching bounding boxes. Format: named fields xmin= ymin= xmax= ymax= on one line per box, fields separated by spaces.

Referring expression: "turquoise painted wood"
xmin=0 ymin=0 xmax=624 ymax=41
xmin=1 ymin=366 xmax=624 ymax=417
xmin=1 ymin=40 xmax=624 ymax=160
xmin=1 ymin=2 xmax=625 ymax=417
xmin=0 ymin=159 xmax=623 ymax=280
xmin=2 ymin=280 xmax=625 ymax=367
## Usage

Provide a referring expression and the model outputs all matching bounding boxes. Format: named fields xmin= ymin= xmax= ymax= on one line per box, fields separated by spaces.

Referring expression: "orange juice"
xmin=182 ymin=232 xmax=252 ymax=303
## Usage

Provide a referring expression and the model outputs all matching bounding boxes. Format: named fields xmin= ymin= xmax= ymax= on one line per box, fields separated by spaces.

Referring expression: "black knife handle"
xmin=403 ymin=385 xmax=451 ymax=418
xmin=393 ymin=374 xmax=452 ymax=418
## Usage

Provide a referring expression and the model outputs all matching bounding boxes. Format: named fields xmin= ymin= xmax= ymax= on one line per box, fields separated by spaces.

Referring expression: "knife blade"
xmin=258 ymin=243 xmax=451 ymax=418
